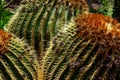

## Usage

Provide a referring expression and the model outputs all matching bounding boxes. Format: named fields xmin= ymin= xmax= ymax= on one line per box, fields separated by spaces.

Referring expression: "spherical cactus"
xmin=0 ymin=30 xmax=41 ymax=80
xmin=6 ymin=0 xmax=89 ymax=56
xmin=42 ymin=14 xmax=120 ymax=80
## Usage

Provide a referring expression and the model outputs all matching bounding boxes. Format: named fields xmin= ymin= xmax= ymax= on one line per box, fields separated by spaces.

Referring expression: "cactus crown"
xmin=0 ymin=30 xmax=12 ymax=54
xmin=75 ymin=14 xmax=120 ymax=52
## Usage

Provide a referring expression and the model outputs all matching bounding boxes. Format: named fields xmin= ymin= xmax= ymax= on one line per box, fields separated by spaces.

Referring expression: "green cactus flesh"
xmin=6 ymin=0 xmax=83 ymax=56
xmin=0 ymin=30 xmax=39 ymax=80
xmin=43 ymin=14 xmax=120 ymax=80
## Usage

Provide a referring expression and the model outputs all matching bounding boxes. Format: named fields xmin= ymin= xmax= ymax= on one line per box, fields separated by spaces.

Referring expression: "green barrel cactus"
xmin=0 ymin=30 xmax=40 ymax=80
xmin=6 ymin=0 xmax=88 ymax=56
xmin=42 ymin=14 xmax=120 ymax=80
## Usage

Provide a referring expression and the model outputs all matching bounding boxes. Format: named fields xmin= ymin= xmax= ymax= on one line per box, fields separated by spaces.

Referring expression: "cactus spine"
xmin=0 ymin=30 xmax=39 ymax=80
xmin=43 ymin=14 xmax=120 ymax=80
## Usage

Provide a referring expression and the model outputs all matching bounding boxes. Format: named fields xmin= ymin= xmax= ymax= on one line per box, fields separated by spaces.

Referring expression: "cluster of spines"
xmin=74 ymin=14 xmax=120 ymax=51
xmin=0 ymin=30 xmax=39 ymax=80
xmin=43 ymin=14 xmax=120 ymax=80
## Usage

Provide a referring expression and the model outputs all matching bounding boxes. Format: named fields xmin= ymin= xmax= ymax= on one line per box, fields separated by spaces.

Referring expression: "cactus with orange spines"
xmin=42 ymin=14 xmax=120 ymax=80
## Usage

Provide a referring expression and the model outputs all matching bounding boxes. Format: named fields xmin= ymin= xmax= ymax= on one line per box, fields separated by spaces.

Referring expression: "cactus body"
xmin=43 ymin=14 xmax=120 ymax=80
xmin=6 ymin=0 xmax=86 ymax=56
xmin=0 ymin=30 xmax=39 ymax=80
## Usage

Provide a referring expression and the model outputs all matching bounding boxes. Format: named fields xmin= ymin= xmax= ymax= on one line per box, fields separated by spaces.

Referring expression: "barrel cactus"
xmin=0 ymin=30 xmax=40 ymax=80
xmin=6 ymin=0 xmax=89 ymax=56
xmin=42 ymin=14 xmax=120 ymax=80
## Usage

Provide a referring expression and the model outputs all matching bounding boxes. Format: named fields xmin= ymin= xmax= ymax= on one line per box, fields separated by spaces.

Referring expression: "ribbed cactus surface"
xmin=6 ymin=0 xmax=86 ymax=56
xmin=43 ymin=14 xmax=120 ymax=80
xmin=0 ymin=30 xmax=39 ymax=80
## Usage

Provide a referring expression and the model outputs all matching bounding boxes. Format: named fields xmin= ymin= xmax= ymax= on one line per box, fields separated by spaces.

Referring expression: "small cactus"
xmin=43 ymin=14 xmax=120 ymax=80
xmin=0 ymin=30 xmax=40 ymax=80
